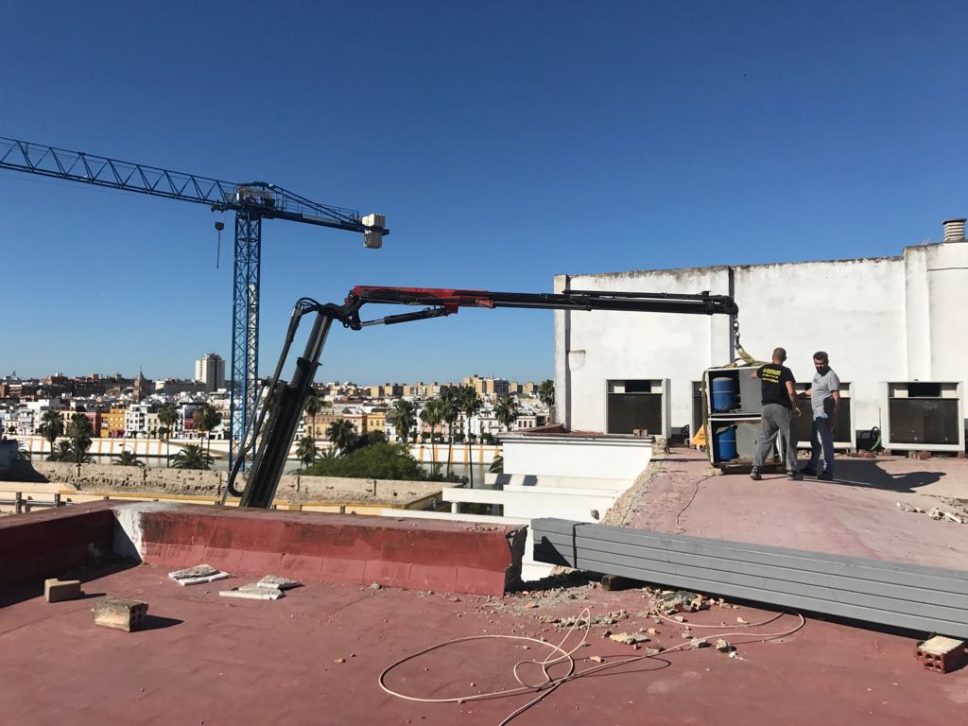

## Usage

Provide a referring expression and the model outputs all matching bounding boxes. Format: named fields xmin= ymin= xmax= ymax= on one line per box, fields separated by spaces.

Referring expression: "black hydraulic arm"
xmin=226 ymin=285 xmax=738 ymax=508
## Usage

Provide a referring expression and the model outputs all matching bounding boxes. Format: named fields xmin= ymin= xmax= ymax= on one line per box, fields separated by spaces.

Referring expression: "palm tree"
xmin=386 ymin=399 xmax=416 ymax=444
xmin=419 ymin=398 xmax=443 ymax=470
xmin=37 ymin=409 xmax=64 ymax=460
xmin=494 ymin=395 xmax=519 ymax=432
xmin=326 ymin=418 xmax=357 ymax=455
xmin=295 ymin=435 xmax=318 ymax=466
xmin=458 ymin=386 xmax=482 ymax=486
xmin=439 ymin=388 xmax=460 ymax=477
xmin=304 ymin=392 xmax=323 ymax=441
xmin=66 ymin=413 xmax=94 ymax=464
xmin=538 ymin=379 xmax=555 ymax=423
xmin=171 ymin=443 xmax=213 ymax=470
xmin=50 ymin=441 xmax=74 ymax=462
xmin=114 ymin=450 xmax=144 ymax=467
xmin=193 ymin=403 xmax=222 ymax=457
xmin=158 ymin=402 xmax=178 ymax=467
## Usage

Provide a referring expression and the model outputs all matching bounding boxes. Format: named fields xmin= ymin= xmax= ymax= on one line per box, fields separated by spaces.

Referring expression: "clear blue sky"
xmin=2 ymin=1 xmax=966 ymax=384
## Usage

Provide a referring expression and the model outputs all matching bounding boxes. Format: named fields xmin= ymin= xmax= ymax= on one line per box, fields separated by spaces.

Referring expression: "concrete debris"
xmin=898 ymin=502 xmax=964 ymax=524
xmin=45 ymin=578 xmax=82 ymax=603
xmin=369 ymin=582 xmax=382 ymax=590
xmin=715 ymin=639 xmax=734 ymax=653
xmin=589 ymin=655 xmax=604 ymax=663
xmin=334 ymin=658 xmax=346 ymax=663
xmin=548 ymin=610 xmax=628 ymax=628
xmin=658 ymin=590 xmax=707 ymax=614
xmin=897 ymin=502 xmax=926 ymax=514
xmin=257 ymin=575 xmax=301 ymax=590
xmin=643 ymin=647 xmax=662 ymax=656
xmin=608 ymin=632 xmax=651 ymax=645
xmin=736 ymin=617 xmax=748 ymax=624
xmin=168 ymin=564 xmax=230 ymax=586
xmin=926 ymin=507 xmax=963 ymax=523
xmin=92 ymin=597 xmax=148 ymax=632
xmin=688 ymin=638 xmax=709 ymax=649
xmin=220 ymin=584 xmax=285 ymax=601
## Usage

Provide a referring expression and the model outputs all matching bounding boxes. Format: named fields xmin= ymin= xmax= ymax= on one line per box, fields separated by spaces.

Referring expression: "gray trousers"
xmin=753 ymin=403 xmax=798 ymax=472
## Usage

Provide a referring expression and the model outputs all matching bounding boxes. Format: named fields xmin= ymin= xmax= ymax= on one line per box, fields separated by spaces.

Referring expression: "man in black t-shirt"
xmin=750 ymin=347 xmax=802 ymax=481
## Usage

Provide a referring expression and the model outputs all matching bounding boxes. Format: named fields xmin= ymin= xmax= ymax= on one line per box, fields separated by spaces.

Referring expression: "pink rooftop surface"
xmin=1 ymin=447 xmax=967 ymax=723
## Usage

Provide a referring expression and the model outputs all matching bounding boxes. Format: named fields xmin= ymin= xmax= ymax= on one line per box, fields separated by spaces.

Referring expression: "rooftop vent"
xmin=942 ymin=218 xmax=965 ymax=242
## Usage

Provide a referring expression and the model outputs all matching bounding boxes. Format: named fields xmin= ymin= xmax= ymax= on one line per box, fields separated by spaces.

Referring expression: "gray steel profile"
xmin=532 ymin=518 xmax=968 ymax=638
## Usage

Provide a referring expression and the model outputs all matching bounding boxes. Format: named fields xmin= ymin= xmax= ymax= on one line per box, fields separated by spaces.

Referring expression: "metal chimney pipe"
xmin=942 ymin=218 xmax=966 ymax=242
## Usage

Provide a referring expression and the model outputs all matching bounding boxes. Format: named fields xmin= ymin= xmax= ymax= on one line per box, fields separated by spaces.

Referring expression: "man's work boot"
xmin=818 ymin=471 xmax=833 ymax=481
xmin=788 ymin=471 xmax=803 ymax=481
xmin=800 ymin=466 xmax=818 ymax=477
xmin=750 ymin=469 xmax=762 ymax=481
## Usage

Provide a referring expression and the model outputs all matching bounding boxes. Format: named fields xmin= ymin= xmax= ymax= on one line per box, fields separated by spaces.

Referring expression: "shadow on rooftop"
xmin=824 ymin=459 xmax=945 ymax=494
xmin=0 ymin=561 xmax=137 ymax=609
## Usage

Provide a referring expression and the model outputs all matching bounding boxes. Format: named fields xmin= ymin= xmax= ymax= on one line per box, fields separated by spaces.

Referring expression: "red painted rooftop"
xmin=2 ymin=561 xmax=966 ymax=725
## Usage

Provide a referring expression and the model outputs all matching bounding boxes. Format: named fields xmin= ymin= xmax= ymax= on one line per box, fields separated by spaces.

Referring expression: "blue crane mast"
xmin=0 ymin=136 xmax=388 ymax=465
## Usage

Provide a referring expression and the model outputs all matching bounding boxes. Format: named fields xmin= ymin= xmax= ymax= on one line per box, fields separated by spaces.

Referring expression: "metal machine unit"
xmin=225 ymin=286 xmax=738 ymax=508
xmin=702 ymin=365 xmax=764 ymax=468
xmin=881 ymin=381 xmax=964 ymax=453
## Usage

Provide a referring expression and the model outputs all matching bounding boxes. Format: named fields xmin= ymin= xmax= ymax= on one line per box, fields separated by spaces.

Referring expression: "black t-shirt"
xmin=757 ymin=364 xmax=795 ymax=407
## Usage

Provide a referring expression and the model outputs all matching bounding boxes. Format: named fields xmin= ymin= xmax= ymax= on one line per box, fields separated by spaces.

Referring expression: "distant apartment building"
xmin=101 ymin=408 xmax=126 ymax=438
xmin=125 ymin=404 xmax=155 ymax=437
xmin=463 ymin=375 xmax=510 ymax=400
xmin=194 ymin=353 xmax=225 ymax=392
xmin=366 ymin=383 xmax=403 ymax=399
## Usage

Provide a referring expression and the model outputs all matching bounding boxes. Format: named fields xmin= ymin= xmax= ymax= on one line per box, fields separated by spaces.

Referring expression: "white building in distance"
xmin=194 ymin=353 xmax=225 ymax=393
xmin=555 ymin=218 xmax=968 ymax=451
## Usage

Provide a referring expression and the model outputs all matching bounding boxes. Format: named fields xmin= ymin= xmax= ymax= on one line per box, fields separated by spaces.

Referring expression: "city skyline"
xmin=3 ymin=3 xmax=967 ymax=382
xmin=1 ymin=367 xmax=550 ymax=389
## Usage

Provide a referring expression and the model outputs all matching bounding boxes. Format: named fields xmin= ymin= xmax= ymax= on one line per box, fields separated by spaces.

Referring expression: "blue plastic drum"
xmin=715 ymin=426 xmax=738 ymax=461
xmin=711 ymin=377 xmax=738 ymax=412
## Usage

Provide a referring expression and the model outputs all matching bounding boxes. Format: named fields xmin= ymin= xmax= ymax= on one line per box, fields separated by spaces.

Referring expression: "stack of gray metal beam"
xmin=532 ymin=518 xmax=968 ymax=638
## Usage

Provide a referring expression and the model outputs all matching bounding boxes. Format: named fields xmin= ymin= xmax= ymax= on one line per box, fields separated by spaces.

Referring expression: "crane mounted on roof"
xmin=224 ymin=286 xmax=739 ymax=509
xmin=0 ymin=136 xmax=388 ymax=467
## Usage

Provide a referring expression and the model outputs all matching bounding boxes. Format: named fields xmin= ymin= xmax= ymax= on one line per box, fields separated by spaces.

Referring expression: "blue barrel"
xmin=711 ymin=377 xmax=738 ymax=412
xmin=715 ymin=427 xmax=738 ymax=461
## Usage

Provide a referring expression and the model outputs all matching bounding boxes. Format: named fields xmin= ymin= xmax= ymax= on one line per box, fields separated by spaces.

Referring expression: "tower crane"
xmin=0 ymin=136 xmax=388 ymax=465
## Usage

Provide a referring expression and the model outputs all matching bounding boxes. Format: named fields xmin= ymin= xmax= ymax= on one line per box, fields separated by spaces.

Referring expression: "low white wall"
xmin=501 ymin=433 xmax=652 ymax=480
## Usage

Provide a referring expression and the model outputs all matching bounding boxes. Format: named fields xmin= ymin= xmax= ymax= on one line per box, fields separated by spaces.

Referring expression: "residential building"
xmin=194 ymin=353 xmax=225 ymax=392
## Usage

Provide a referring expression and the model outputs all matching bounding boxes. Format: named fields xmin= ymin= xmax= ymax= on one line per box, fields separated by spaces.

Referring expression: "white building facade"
xmin=555 ymin=219 xmax=968 ymax=448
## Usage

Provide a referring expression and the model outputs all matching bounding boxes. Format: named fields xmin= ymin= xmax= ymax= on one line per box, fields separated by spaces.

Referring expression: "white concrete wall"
xmin=556 ymin=238 xmax=968 ymax=441
xmin=555 ymin=268 xmax=731 ymax=433
xmin=501 ymin=433 xmax=652 ymax=481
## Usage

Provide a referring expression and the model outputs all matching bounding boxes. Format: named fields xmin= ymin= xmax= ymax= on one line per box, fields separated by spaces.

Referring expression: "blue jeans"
xmin=809 ymin=416 xmax=835 ymax=476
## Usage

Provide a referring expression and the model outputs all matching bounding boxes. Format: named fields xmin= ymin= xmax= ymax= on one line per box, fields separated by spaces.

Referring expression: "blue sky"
xmin=2 ymin=1 xmax=966 ymax=384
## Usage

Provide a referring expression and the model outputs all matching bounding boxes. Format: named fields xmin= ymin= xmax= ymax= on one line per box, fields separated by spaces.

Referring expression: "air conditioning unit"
xmin=882 ymin=381 xmax=964 ymax=453
xmin=605 ymin=379 xmax=670 ymax=438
